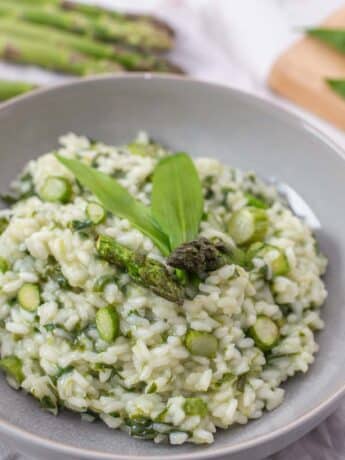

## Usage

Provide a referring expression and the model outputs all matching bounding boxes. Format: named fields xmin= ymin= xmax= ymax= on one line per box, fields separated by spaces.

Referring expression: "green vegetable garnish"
xmin=86 ymin=201 xmax=106 ymax=224
xmin=185 ymin=330 xmax=218 ymax=358
xmin=247 ymin=242 xmax=290 ymax=277
xmin=93 ymin=274 xmax=115 ymax=292
xmin=96 ymin=305 xmax=120 ymax=342
xmin=39 ymin=176 xmax=72 ymax=203
xmin=18 ymin=283 xmax=40 ymax=311
xmin=0 ymin=257 xmax=8 ymax=273
xmin=227 ymin=207 xmax=269 ymax=245
xmin=249 ymin=315 xmax=280 ymax=352
xmin=183 ymin=398 xmax=208 ymax=416
xmin=56 ymin=155 xmax=170 ymax=255
xmin=0 ymin=355 xmax=24 ymax=383
xmin=152 ymin=153 xmax=204 ymax=250
xmin=244 ymin=193 xmax=268 ymax=209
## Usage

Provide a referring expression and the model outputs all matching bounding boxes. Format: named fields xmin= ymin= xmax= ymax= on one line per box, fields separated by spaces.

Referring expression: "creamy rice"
xmin=0 ymin=133 xmax=327 ymax=444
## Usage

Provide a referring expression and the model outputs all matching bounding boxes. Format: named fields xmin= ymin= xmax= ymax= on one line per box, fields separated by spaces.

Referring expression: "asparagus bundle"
xmin=0 ymin=79 xmax=36 ymax=101
xmin=0 ymin=0 xmax=174 ymax=51
xmin=0 ymin=18 xmax=180 ymax=72
xmin=0 ymin=33 xmax=122 ymax=75
xmin=13 ymin=0 xmax=175 ymax=38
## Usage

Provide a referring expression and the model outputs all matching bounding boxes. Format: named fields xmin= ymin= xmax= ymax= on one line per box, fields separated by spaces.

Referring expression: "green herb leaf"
xmin=306 ymin=28 xmax=345 ymax=54
xmin=152 ymin=153 xmax=203 ymax=250
xmin=326 ymin=79 xmax=345 ymax=99
xmin=56 ymin=155 xmax=170 ymax=255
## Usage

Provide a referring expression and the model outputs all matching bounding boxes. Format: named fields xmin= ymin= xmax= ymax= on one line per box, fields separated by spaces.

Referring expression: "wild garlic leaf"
xmin=327 ymin=79 xmax=345 ymax=100
xmin=151 ymin=152 xmax=204 ymax=250
xmin=56 ymin=155 xmax=170 ymax=255
xmin=306 ymin=28 xmax=345 ymax=54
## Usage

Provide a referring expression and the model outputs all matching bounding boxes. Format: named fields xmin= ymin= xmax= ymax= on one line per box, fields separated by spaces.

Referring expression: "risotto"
xmin=0 ymin=133 xmax=327 ymax=445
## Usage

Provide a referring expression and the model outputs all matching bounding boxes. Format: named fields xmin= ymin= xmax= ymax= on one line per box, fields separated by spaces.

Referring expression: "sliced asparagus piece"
xmin=0 ymin=1 xmax=173 ymax=51
xmin=0 ymin=355 xmax=24 ymax=383
xmin=96 ymin=306 xmax=119 ymax=342
xmin=86 ymin=201 xmax=106 ymax=224
xmin=18 ymin=283 xmax=40 ymax=312
xmin=227 ymin=207 xmax=269 ymax=245
xmin=96 ymin=234 xmax=184 ymax=305
xmin=247 ymin=242 xmax=290 ymax=277
xmin=0 ymin=79 xmax=36 ymax=101
xmin=183 ymin=398 xmax=208 ymax=416
xmin=0 ymin=33 xmax=122 ymax=75
xmin=39 ymin=177 xmax=72 ymax=203
xmin=0 ymin=18 xmax=178 ymax=72
xmin=184 ymin=330 xmax=218 ymax=358
xmin=249 ymin=316 xmax=280 ymax=352
xmin=93 ymin=274 xmax=115 ymax=293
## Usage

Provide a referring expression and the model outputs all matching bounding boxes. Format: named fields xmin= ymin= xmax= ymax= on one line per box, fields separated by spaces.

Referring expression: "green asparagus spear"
xmin=0 ymin=18 xmax=180 ymax=72
xmin=16 ymin=0 xmax=172 ymax=28
xmin=96 ymin=234 xmax=184 ymax=305
xmin=61 ymin=0 xmax=176 ymax=43
xmin=0 ymin=79 xmax=36 ymax=101
xmin=7 ymin=0 xmax=175 ymax=40
xmin=0 ymin=33 xmax=122 ymax=75
xmin=0 ymin=0 xmax=173 ymax=51
xmin=167 ymin=237 xmax=246 ymax=275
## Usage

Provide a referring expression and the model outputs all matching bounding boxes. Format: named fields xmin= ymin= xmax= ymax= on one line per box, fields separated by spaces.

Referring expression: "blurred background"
xmin=0 ymin=1 xmax=344 ymax=459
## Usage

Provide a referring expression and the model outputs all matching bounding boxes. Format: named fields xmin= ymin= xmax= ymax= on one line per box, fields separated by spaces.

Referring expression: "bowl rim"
xmin=0 ymin=73 xmax=344 ymax=460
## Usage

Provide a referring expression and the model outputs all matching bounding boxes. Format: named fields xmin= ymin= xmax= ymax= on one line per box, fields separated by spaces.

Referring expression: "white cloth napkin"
xmin=0 ymin=1 xmax=345 ymax=459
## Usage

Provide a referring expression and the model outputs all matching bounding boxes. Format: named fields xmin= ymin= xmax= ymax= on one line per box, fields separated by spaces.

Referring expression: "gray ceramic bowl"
xmin=0 ymin=75 xmax=344 ymax=460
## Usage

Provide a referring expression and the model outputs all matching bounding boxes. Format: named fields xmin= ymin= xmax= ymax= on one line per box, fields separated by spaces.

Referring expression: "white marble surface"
xmin=0 ymin=1 xmax=344 ymax=459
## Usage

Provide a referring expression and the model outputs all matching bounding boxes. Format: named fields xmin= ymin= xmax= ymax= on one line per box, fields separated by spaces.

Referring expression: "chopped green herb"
xmin=56 ymin=365 xmax=73 ymax=378
xmin=69 ymin=219 xmax=93 ymax=232
xmin=0 ymin=217 xmax=9 ymax=235
xmin=125 ymin=417 xmax=155 ymax=440
xmin=45 ymin=258 xmax=69 ymax=288
xmin=0 ymin=257 xmax=9 ymax=273
xmin=40 ymin=395 xmax=57 ymax=412
xmin=146 ymin=382 xmax=157 ymax=394
xmin=244 ymin=192 xmax=269 ymax=209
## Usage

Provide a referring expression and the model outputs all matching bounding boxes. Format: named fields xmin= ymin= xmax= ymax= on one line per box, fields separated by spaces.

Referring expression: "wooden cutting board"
xmin=268 ymin=6 xmax=345 ymax=130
